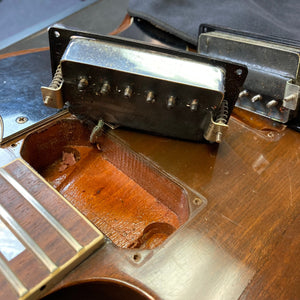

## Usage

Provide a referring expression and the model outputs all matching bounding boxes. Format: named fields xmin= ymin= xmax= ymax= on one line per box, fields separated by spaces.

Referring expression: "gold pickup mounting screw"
xmin=146 ymin=91 xmax=155 ymax=103
xmin=190 ymin=99 xmax=198 ymax=112
xmin=77 ymin=77 xmax=88 ymax=91
xmin=124 ymin=86 xmax=133 ymax=98
xmin=100 ymin=81 xmax=110 ymax=95
xmin=167 ymin=96 xmax=176 ymax=109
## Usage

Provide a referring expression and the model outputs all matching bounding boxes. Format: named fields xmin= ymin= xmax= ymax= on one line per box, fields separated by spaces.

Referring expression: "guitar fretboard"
xmin=0 ymin=159 xmax=104 ymax=300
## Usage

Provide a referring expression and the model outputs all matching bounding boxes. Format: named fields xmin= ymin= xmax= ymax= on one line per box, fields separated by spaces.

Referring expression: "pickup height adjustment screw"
xmin=124 ymin=86 xmax=133 ymax=98
xmin=146 ymin=91 xmax=155 ymax=103
xmin=238 ymin=90 xmax=249 ymax=98
xmin=190 ymin=99 xmax=198 ymax=112
xmin=167 ymin=96 xmax=176 ymax=109
xmin=78 ymin=77 xmax=88 ymax=91
xmin=251 ymin=94 xmax=262 ymax=103
xmin=100 ymin=81 xmax=110 ymax=95
xmin=266 ymin=100 xmax=278 ymax=108
xmin=215 ymin=100 xmax=229 ymax=143
xmin=284 ymin=93 xmax=297 ymax=102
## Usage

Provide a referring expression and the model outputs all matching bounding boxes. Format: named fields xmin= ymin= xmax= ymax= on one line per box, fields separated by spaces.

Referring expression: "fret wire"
xmin=0 ymin=205 xmax=57 ymax=272
xmin=0 ymin=256 xmax=28 ymax=297
xmin=0 ymin=168 xmax=82 ymax=252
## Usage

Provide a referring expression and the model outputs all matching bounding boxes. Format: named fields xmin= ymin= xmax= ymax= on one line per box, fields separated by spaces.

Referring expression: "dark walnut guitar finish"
xmin=0 ymin=17 xmax=299 ymax=300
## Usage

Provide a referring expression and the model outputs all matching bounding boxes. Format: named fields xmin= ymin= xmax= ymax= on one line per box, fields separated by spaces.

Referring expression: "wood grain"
xmin=21 ymin=119 xmax=187 ymax=249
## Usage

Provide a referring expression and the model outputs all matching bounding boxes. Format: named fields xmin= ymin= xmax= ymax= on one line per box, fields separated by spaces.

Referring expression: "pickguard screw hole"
xmin=40 ymin=285 xmax=46 ymax=291
xmin=133 ymin=253 xmax=141 ymax=262
xmin=193 ymin=198 xmax=201 ymax=206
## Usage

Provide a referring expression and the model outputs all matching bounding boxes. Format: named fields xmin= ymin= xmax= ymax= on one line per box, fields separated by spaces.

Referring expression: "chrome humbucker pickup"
xmin=42 ymin=26 xmax=247 ymax=143
xmin=198 ymin=25 xmax=300 ymax=124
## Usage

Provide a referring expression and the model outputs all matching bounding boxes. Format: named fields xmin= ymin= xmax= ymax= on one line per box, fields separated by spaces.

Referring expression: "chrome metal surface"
xmin=0 ymin=256 xmax=28 ymax=297
xmin=198 ymin=31 xmax=300 ymax=123
xmin=0 ymin=168 xmax=83 ymax=252
xmin=59 ymin=36 xmax=227 ymax=142
xmin=61 ymin=37 xmax=225 ymax=92
xmin=0 ymin=50 xmax=62 ymax=144
xmin=45 ymin=25 xmax=248 ymax=142
xmin=45 ymin=25 xmax=246 ymax=142
xmin=0 ymin=204 xmax=57 ymax=272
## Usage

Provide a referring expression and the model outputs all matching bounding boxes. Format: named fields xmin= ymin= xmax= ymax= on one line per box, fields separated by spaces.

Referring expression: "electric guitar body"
xmin=0 ymin=16 xmax=299 ymax=300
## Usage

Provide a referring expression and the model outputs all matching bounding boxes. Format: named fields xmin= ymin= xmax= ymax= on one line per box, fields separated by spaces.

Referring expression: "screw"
xmin=216 ymin=131 xmax=223 ymax=143
xmin=190 ymin=99 xmax=198 ymax=112
xmin=100 ymin=81 xmax=110 ymax=95
xmin=238 ymin=90 xmax=249 ymax=98
xmin=44 ymin=96 xmax=52 ymax=105
xmin=251 ymin=95 xmax=262 ymax=103
xmin=167 ymin=96 xmax=176 ymax=109
xmin=266 ymin=100 xmax=278 ymax=108
xmin=54 ymin=31 xmax=60 ymax=38
xmin=124 ymin=86 xmax=133 ymax=98
xmin=78 ymin=77 xmax=88 ymax=91
xmin=235 ymin=69 xmax=243 ymax=76
xmin=146 ymin=91 xmax=155 ymax=103
xmin=284 ymin=93 xmax=297 ymax=102
xmin=16 ymin=116 xmax=28 ymax=124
